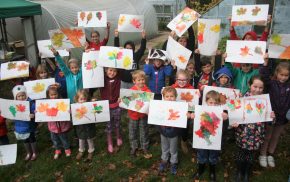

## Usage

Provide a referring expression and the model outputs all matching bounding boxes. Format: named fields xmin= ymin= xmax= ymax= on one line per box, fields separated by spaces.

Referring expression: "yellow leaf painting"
xmin=56 ymin=101 xmax=68 ymax=112
xmin=118 ymin=16 xmax=126 ymax=26
xmin=210 ymin=24 xmax=220 ymax=33
xmin=32 ymin=83 xmax=45 ymax=93
xmin=198 ymin=22 xmax=206 ymax=34
xmin=123 ymin=56 xmax=132 ymax=68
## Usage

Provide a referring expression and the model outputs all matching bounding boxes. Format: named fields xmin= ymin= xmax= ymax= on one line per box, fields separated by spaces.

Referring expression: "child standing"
xmin=85 ymin=22 xmax=110 ymax=51
xmin=259 ymin=59 xmax=290 ymax=168
xmin=0 ymin=115 xmax=9 ymax=145
xmin=46 ymin=86 xmax=72 ymax=159
xmin=158 ymin=87 xmax=194 ymax=175
xmin=100 ymin=68 xmax=122 ymax=153
xmin=144 ymin=49 xmax=173 ymax=100
xmin=231 ymin=75 xmax=275 ymax=182
xmin=12 ymin=85 xmax=37 ymax=160
xmin=193 ymin=90 xmax=228 ymax=181
xmin=186 ymin=61 xmax=198 ymax=87
xmin=213 ymin=67 xmax=233 ymax=88
xmin=74 ymin=89 xmax=96 ymax=161
xmin=127 ymin=70 xmax=151 ymax=156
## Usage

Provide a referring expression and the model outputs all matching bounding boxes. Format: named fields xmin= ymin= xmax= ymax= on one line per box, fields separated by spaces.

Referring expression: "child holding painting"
xmin=192 ymin=90 xmax=228 ymax=181
xmin=100 ymin=67 xmax=122 ymax=154
xmin=126 ymin=70 xmax=151 ymax=157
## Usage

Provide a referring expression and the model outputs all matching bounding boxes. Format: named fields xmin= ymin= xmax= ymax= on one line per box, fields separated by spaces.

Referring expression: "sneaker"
xmin=65 ymin=149 xmax=71 ymax=157
xmin=259 ymin=155 xmax=267 ymax=167
xmin=87 ymin=152 xmax=93 ymax=161
xmin=76 ymin=152 xmax=84 ymax=160
xmin=267 ymin=155 xmax=275 ymax=167
xmin=159 ymin=161 xmax=167 ymax=173
xmin=108 ymin=144 xmax=113 ymax=153
xmin=170 ymin=164 xmax=178 ymax=175
xmin=30 ymin=153 xmax=37 ymax=161
xmin=24 ymin=153 xmax=31 ymax=161
xmin=54 ymin=150 xmax=61 ymax=160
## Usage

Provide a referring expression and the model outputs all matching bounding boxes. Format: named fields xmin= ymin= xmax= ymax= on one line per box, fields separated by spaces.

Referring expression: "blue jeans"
xmin=50 ymin=132 xmax=70 ymax=150
xmin=197 ymin=149 xmax=219 ymax=165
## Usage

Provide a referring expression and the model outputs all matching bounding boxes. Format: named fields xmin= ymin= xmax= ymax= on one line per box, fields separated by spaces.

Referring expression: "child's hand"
xmin=270 ymin=111 xmax=275 ymax=119
xmin=200 ymin=85 xmax=205 ymax=91
xmin=84 ymin=41 xmax=90 ymax=50
xmin=50 ymin=47 xmax=58 ymax=56
xmin=145 ymin=58 xmax=149 ymax=64
xmin=222 ymin=112 xmax=228 ymax=121
xmin=141 ymin=30 xmax=146 ymax=39
xmin=114 ymin=29 xmax=119 ymax=37
xmin=231 ymin=122 xmax=239 ymax=128
xmin=190 ymin=113 xmax=195 ymax=119
xmin=263 ymin=53 xmax=269 ymax=66
xmin=30 ymin=114 xmax=35 ymax=119
xmin=267 ymin=15 xmax=272 ymax=24
xmin=117 ymin=98 xmax=122 ymax=103
xmin=74 ymin=19 xmax=78 ymax=26
xmin=91 ymin=98 xmax=97 ymax=102
xmin=194 ymin=49 xmax=200 ymax=54
xmin=222 ymin=53 xmax=227 ymax=59
xmin=169 ymin=31 xmax=176 ymax=38
xmin=171 ymin=60 xmax=176 ymax=69
xmin=107 ymin=22 xmax=111 ymax=29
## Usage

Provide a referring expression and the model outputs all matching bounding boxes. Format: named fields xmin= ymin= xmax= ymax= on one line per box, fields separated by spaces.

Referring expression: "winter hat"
xmin=214 ymin=67 xmax=233 ymax=83
xmin=242 ymin=31 xmax=258 ymax=41
xmin=12 ymin=85 xmax=27 ymax=99
xmin=148 ymin=49 xmax=168 ymax=62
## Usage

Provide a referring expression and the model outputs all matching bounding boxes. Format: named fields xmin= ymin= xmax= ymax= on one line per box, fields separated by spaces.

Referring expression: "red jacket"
xmin=88 ymin=38 xmax=108 ymax=51
xmin=171 ymin=82 xmax=194 ymax=89
xmin=100 ymin=74 xmax=121 ymax=109
xmin=0 ymin=116 xmax=8 ymax=137
xmin=48 ymin=121 xmax=71 ymax=134
xmin=128 ymin=85 xmax=151 ymax=120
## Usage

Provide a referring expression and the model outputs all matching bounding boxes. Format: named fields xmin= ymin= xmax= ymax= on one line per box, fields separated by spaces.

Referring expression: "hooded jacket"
xmin=214 ymin=67 xmax=233 ymax=88
xmin=230 ymin=29 xmax=268 ymax=41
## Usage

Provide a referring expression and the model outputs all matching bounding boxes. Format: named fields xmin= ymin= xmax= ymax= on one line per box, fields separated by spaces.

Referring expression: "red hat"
xmin=242 ymin=31 xmax=257 ymax=41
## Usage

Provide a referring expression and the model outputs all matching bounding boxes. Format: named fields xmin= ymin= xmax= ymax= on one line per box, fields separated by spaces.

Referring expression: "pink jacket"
xmin=48 ymin=121 xmax=71 ymax=134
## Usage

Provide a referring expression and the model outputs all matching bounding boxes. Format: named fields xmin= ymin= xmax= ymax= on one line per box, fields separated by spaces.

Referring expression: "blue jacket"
xmin=55 ymin=55 xmax=83 ymax=102
xmin=144 ymin=64 xmax=172 ymax=94
xmin=157 ymin=126 xmax=180 ymax=138
xmin=54 ymin=66 xmax=67 ymax=98
xmin=14 ymin=98 xmax=36 ymax=134
xmin=214 ymin=66 xmax=233 ymax=87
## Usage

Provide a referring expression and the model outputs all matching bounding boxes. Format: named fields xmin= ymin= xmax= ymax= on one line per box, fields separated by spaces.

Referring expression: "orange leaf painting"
xmin=56 ymin=101 xmax=68 ymax=112
xmin=176 ymin=23 xmax=186 ymax=33
xmin=16 ymin=104 xmax=26 ymax=112
xmin=130 ymin=18 xmax=141 ymax=29
xmin=37 ymin=103 xmax=49 ymax=113
xmin=240 ymin=46 xmax=252 ymax=57
xmin=180 ymin=92 xmax=193 ymax=102
xmin=61 ymin=28 xmax=84 ymax=47
xmin=177 ymin=55 xmax=187 ymax=63
xmin=80 ymin=12 xmax=86 ymax=21
xmin=168 ymin=109 xmax=180 ymax=120
xmin=86 ymin=12 xmax=92 ymax=24
xmin=16 ymin=63 xmax=29 ymax=71
xmin=46 ymin=107 xmax=58 ymax=117
xmin=252 ymin=6 xmax=261 ymax=16
xmin=75 ymin=106 xmax=88 ymax=119
xmin=279 ymin=46 xmax=290 ymax=59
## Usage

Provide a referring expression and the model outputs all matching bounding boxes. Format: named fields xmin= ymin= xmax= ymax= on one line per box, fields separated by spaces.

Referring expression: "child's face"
xmin=16 ymin=92 xmax=27 ymax=101
xmin=176 ymin=74 xmax=188 ymax=88
xmin=249 ymin=79 xmax=264 ymax=95
xmin=91 ymin=32 xmax=100 ymax=43
xmin=133 ymin=77 xmax=145 ymax=89
xmin=39 ymin=71 xmax=48 ymax=79
xmin=69 ymin=63 xmax=79 ymax=75
xmin=277 ymin=69 xmax=289 ymax=83
xmin=241 ymin=63 xmax=252 ymax=73
xmin=125 ymin=44 xmax=133 ymax=50
xmin=186 ymin=64 xmax=195 ymax=76
xmin=206 ymin=98 xmax=218 ymax=106
xmin=244 ymin=34 xmax=253 ymax=41
xmin=219 ymin=75 xmax=229 ymax=86
xmin=153 ymin=59 xmax=162 ymax=68
xmin=163 ymin=91 xmax=176 ymax=101
xmin=48 ymin=90 xmax=58 ymax=99
xmin=77 ymin=95 xmax=87 ymax=103
xmin=201 ymin=64 xmax=212 ymax=74
xmin=178 ymin=37 xmax=187 ymax=47
xmin=106 ymin=68 xmax=117 ymax=78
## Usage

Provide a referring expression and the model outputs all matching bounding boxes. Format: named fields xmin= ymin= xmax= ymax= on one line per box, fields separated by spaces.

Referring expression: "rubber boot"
xmin=235 ymin=161 xmax=243 ymax=182
xmin=209 ymin=164 xmax=216 ymax=182
xmin=115 ymin=128 xmax=123 ymax=147
xmin=30 ymin=142 xmax=37 ymax=161
xmin=23 ymin=143 xmax=32 ymax=161
xmin=243 ymin=161 xmax=251 ymax=182
xmin=107 ymin=134 xmax=113 ymax=153
xmin=192 ymin=163 xmax=205 ymax=180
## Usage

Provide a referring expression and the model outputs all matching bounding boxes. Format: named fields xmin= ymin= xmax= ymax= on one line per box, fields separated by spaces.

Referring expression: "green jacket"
xmin=224 ymin=62 xmax=259 ymax=95
xmin=55 ymin=55 xmax=83 ymax=102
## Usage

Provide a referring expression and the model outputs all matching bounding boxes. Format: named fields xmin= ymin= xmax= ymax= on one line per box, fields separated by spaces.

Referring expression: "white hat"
xmin=148 ymin=49 xmax=168 ymax=62
xmin=12 ymin=85 xmax=27 ymax=99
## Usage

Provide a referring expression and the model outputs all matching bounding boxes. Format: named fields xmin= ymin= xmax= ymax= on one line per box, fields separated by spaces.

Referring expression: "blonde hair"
xmin=68 ymin=58 xmax=79 ymax=68
xmin=162 ymin=86 xmax=177 ymax=97
xmin=175 ymin=69 xmax=190 ymax=80
xmin=36 ymin=64 xmax=50 ymax=79
xmin=131 ymin=70 xmax=146 ymax=81
xmin=205 ymin=90 xmax=220 ymax=104
xmin=46 ymin=86 xmax=60 ymax=99
xmin=74 ymin=89 xmax=90 ymax=103
xmin=273 ymin=62 xmax=290 ymax=81
xmin=186 ymin=60 xmax=195 ymax=68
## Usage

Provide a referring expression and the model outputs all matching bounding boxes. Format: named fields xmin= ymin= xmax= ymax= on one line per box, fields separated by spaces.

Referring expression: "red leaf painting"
xmin=168 ymin=109 xmax=180 ymax=120
xmin=46 ymin=107 xmax=58 ymax=117
xmin=16 ymin=104 xmax=26 ymax=112
xmin=130 ymin=18 xmax=141 ymax=29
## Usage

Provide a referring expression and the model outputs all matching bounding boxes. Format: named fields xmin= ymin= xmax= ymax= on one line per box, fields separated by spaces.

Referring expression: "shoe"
xmin=130 ymin=149 xmax=136 ymax=157
xmin=117 ymin=137 xmax=123 ymax=147
xmin=107 ymin=134 xmax=113 ymax=153
xmin=54 ymin=150 xmax=61 ymax=160
xmin=181 ymin=140 xmax=189 ymax=154
xmin=170 ymin=163 xmax=178 ymax=175
xmin=25 ymin=153 xmax=31 ymax=161
xmin=158 ymin=161 xmax=167 ymax=173
xmin=76 ymin=152 xmax=84 ymax=160
xmin=30 ymin=153 xmax=37 ymax=161
xmin=209 ymin=164 xmax=216 ymax=182
xmin=259 ymin=155 xmax=267 ymax=167
xmin=65 ymin=149 xmax=71 ymax=157
xmin=87 ymin=152 xmax=93 ymax=161
xmin=267 ymin=155 xmax=275 ymax=167
xmin=192 ymin=163 xmax=205 ymax=180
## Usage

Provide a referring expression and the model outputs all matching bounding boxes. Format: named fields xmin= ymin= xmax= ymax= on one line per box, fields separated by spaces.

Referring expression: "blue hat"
xmin=214 ymin=67 xmax=233 ymax=83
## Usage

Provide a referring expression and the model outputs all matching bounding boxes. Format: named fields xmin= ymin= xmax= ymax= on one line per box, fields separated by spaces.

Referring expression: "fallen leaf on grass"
xmin=108 ymin=163 xmax=116 ymax=170
xmin=144 ymin=153 xmax=152 ymax=159
xmin=122 ymin=160 xmax=134 ymax=168
xmin=191 ymin=157 xmax=195 ymax=163
xmin=86 ymin=176 xmax=95 ymax=182
xmin=15 ymin=174 xmax=30 ymax=182
xmin=253 ymin=170 xmax=262 ymax=175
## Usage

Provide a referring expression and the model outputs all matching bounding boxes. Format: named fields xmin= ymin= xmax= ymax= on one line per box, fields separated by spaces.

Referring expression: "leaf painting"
xmin=118 ymin=15 xmax=126 ymax=26
xmin=245 ymin=103 xmax=253 ymax=113
xmin=61 ymin=28 xmax=84 ymax=47
xmin=35 ymin=99 xmax=70 ymax=122
xmin=130 ymin=18 xmax=141 ymax=29
xmin=0 ymin=99 xmax=30 ymax=121
xmin=268 ymin=34 xmax=290 ymax=59
xmin=237 ymin=7 xmax=247 ymax=15
xmin=24 ymin=78 xmax=55 ymax=100
xmin=252 ymin=6 xmax=261 ymax=16
xmin=32 ymin=83 xmax=45 ymax=93
xmin=9 ymin=106 xmax=17 ymax=117
xmin=193 ymin=105 xmax=223 ymax=150
xmin=255 ymin=100 xmax=265 ymax=116
xmin=71 ymin=101 xmax=110 ymax=125
xmin=227 ymin=99 xmax=241 ymax=111
xmin=118 ymin=14 xmax=144 ymax=32
xmin=240 ymin=46 xmax=252 ymax=57
xmin=1 ymin=61 xmax=29 ymax=80
xmin=210 ymin=24 xmax=220 ymax=33
xmin=78 ymin=11 xmax=107 ymax=27
xmin=7 ymin=62 xmax=16 ymax=70
xmin=85 ymin=60 xmax=97 ymax=77
xmin=0 ymin=144 xmax=17 ymax=165
xmin=148 ymin=100 xmax=188 ymax=128
xmin=37 ymin=40 xmax=69 ymax=58
xmin=119 ymin=89 xmax=154 ymax=114
xmin=176 ymin=88 xmax=200 ymax=111
xmin=180 ymin=92 xmax=193 ymax=102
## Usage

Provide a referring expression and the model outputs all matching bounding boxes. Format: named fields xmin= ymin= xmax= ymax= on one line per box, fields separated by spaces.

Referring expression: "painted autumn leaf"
xmin=118 ymin=16 xmax=126 ymax=26
xmin=7 ymin=62 xmax=17 ymax=70
xmin=280 ymin=46 xmax=290 ymax=59
xmin=17 ymin=63 xmax=29 ymax=71
xmin=197 ymin=33 xmax=204 ymax=44
xmin=96 ymin=12 xmax=102 ymax=20
xmin=135 ymin=100 xmax=144 ymax=111
xmin=16 ymin=104 xmax=26 ymax=112
xmin=32 ymin=83 xmax=45 ymax=93
xmin=168 ymin=109 xmax=180 ymax=120
xmin=210 ymin=24 xmax=220 ymax=33
xmin=75 ymin=106 xmax=88 ymax=119
xmin=198 ymin=22 xmax=206 ymax=33
xmin=87 ymin=12 xmax=93 ymax=24
xmin=180 ymin=92 xmax=193 ymax=102
xmin=271 ymin=34 xmax=282 ymax=45
xmin=46 ymin=107 xmax=58 ymax=117
xmin=61 ymin=28 xmax=85 ymax=47
xmin=240 ymin=46 xmax=252 ymax=57
xmin=176 ymin=23 xmax=186 ymax=33
xmin=123 ymin=56 xmax=132 ymax=68
xmin=56 ymin=101 xmax=68 ymax=112
xmin=80 ymin=12 xmax=86 ymax=21
xmin=254 ymin=46 xmax=263 ymax=55
xmin=237 ymin=7 xmax=247 ymax=16
xmin=85 ymin=60 xmax=97 ymax=70
xmin=93 ymin=103 xmax=103 ymax=114
xmin=9 ymin=106 xmax=17 ymax=117
xmin=51 ymin=32 xmax=65 ymax=47
xmin=122 ymin=96 xmax=131 ymax=107
xmin=255 ymin=100 xmax=265 ymax=115
xmin=37 ymin=103 xmax=49 ymax=112
xmin=177 ymin=55 xmax=187 ymax=63
xmin=245 ymin=103 xmax=253 ymax=113
xmin=130 ymin=18 xmax=142 ymax=29
xmin=252 ymin=6 xmax=261 ymax=16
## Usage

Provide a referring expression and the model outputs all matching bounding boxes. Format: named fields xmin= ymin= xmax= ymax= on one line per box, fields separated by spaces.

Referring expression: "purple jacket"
xmin=260 ymin=66 xmax=290 ymax=125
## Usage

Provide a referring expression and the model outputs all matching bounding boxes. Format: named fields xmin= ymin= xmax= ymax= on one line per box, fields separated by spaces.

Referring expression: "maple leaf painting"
xmin=130 ymin=18 xmax=142 ymax=29
xmin=108 ymin=50 xmax=123 ymax=67
xmin=237 ymin=7 xmax=247 ymax=16
xmin=240 ymin=46 xmax=252 ymax=57
xmin=177 ymin=55 xmax=187 ymax=63
xmin=271 ymin=34 xmax=282 ymax=45
xmin=61 ymin=28 xmax=85 ymax=48
xmin=16 ymin=63 xmax=29 ymax=71
xmin=37 ymin=103 xmax=49 ymax=113
xmin=118 ymin=16 xmax=126 ymax=26
xmin=210 ymin=24 xmax=220 ymax=33
xmin=75 ymin=106 xmax=88 ymax=119
xmin=168 ymin=109 xmax=180 ymax=120
xmin=56 ymin=101 xmax=68 ymax=112
xmin=46 ymin=107 xmax=58 ymax=117
xmin=85 ymin=60 xmax=97 ymax=77
xmin=80 ymin=12 xmax=86 ymax=21
xmin=51 ymin=32 xmax=65 ymax=48
xmin=180 ymin=92 xmax=193 ymax=102
xmin=255 ymin=100 xmax=265 ymax=116
xmin=16 ymin=104 xmax=26 ymax=112
xmin=252 ymin=6 xmax=261 ymax=16
xmin=7 ymin=62 xmax=17 ymax=70
xmin=93 ymin=103 xmax=103 ymax=114
xmin=32 ymin=83 xmax=45 ymax=93
xmin=86 ymin=12 xmax=93 ymax=24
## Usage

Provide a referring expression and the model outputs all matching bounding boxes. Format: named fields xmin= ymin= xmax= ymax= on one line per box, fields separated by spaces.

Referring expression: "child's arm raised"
xmin=104 ymin=22 xmax=111 ymax=40
xmin=187 ymin=25 xmax=195 ymax=53
xmin=260 ymin=15 xmax=271 ymax=41
xmin=228 ymin=16 xmax=240 ymax=40
xmin=114 ymin=29 xmax=120 ymax=47
xmin=143 ymin=59 xmax=153 ymax=76
xmin=51 ymin=47 xmax=70 ymax=76
xmin=135 ymin=30 xmax=147 ymax=58
xmin=259 ymin=53 xmax=271 ymax=86
xmin=223 ymin=53 xmax=238 ymax=77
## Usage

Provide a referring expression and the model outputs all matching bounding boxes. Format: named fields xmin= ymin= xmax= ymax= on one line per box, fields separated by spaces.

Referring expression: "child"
xmin=35 ymin=64 xmax=50 ymax=79
xmin=158 ymin=87 xmax=194 ymax=175
xmin=85 ymin=22 xmax=111 ymax=51
xmin=144 ymin=49 xmax=173 ymax=100
xmin=12 ymin=85 xmax=37 ymax=160
xmin=192 ymin=90 xmax=228 ymax=181
xmin=0 ymin=115 xmax=9 ymax=145
xmin=46 ymin=86 xmax=72 ymax=159
xmin=51 ymin=48 xmax=83 ymax=102
xmin=114 ymin=30 xmax=147 ymax=88
xmin=100 ymin=68 xmax=122 ymax=153
xmin=171 ymin=70 xmax=195 ymax=154
xmin=213 ymin=66 xmax=233 ymax=88
xmin=74 ymin=89 xmax=96 ymax=161
xmin=231 ymin=75 xmax=275 ymax=181
xmin=186 ymin=61 xmax=198 ymax=87
xmin=127 ymin=70 xmax=151 ymax=156
xmin=259 ymin=59 xmax=290 ymax=168
xmin=197 ymin=57 xmax=215 ymax=91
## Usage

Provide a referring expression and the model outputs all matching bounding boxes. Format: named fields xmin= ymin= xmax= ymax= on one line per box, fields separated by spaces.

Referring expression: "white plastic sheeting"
xmin=5 ymin=0 xmax=158 ymax=46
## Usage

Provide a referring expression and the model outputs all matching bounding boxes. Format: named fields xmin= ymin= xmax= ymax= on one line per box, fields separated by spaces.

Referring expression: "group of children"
xmin=0 ymin=14 xmax=289 ymax=182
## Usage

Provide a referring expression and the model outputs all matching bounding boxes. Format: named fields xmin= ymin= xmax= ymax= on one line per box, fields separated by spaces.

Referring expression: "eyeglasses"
xmin=177 ymin=79 xmax=188 ymax=82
